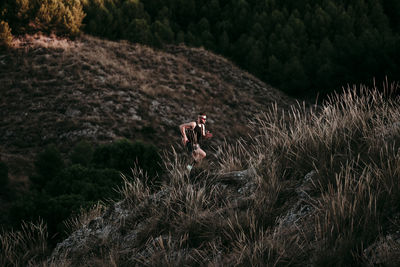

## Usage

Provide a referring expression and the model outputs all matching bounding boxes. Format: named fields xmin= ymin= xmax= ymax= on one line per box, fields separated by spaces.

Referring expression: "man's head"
xmin=198 ymin=113 xmax=206 ymax=124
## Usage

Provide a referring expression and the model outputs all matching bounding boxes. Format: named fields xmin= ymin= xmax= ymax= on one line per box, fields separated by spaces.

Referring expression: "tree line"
xmin=1 ymin=0 xmax=400 ymax=96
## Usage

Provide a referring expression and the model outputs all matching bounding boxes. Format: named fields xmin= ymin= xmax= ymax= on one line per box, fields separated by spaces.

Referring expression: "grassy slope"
xmin=2 ymin=34 xmax=399 ymax=266
xmin=0 ymin=33 xmax=293 ymax=184
xmin=5 ymin=83 xmax=399 ymax=266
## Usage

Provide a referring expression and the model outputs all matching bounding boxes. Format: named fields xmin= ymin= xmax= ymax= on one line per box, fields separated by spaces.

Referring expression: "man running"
xmin=179 ymin=113 xmax=212 ymax=171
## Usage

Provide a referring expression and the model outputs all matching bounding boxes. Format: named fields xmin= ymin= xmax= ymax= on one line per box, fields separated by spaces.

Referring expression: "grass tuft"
xmin=0 ymin=220 xmax=49 ymax=266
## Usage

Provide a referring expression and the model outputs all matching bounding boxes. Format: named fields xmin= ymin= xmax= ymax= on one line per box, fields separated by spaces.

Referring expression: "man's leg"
xmin=187 ymin=145 xmax=206 ymax=171
xmin=192 ymin=147 xmax=206 ymax=164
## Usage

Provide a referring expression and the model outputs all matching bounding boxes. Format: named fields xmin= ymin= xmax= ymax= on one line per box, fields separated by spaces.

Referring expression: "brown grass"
xmin=63 ymin=202 xmax=107 ymax=235
xmin=0 ymin=220 xmax=49 ymax=266
xmin=0 ymin=33 xmax=293 ymax=184
xmin=30 ymin=81 xmax=398 ymax=266
xmin=2 ymin=34 xmax=400 ymax=265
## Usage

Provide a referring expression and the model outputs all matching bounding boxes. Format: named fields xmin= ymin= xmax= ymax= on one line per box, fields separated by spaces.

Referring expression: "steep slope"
xmin=47 ymin=85 xmax=400 ymax=266
xmin=0 ymin=33 xmax=293 ymax=181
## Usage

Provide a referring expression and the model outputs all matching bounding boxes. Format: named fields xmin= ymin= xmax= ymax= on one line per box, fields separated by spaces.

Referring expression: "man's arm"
xmin=204 ymin=130 xmax=213 ymax=139
xmin=200 ymin=124 xmax=212 ymax=139
xmin=179 ymin=122 xmax=196 ymax=145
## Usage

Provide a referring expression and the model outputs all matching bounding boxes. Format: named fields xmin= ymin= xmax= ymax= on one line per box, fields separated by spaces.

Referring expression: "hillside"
xmin=36 ymin=83 xmax=400 ymax=266
xmin=0 ymin=33 xmax=293 ymax=183
xmin=1 ymin=34 xmax=400 ymax=266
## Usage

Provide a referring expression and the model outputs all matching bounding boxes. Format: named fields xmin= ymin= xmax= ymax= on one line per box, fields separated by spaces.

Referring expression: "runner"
xmin=179 ymin=113 xmax=212 ymax=171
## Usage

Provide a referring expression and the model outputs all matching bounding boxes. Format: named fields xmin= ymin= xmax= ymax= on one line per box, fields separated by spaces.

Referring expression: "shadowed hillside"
xmin=1 ymin=34 xmax=400 ymax=266
xmin=2 ymin=82 xmax=399 ymax=266
xmin=0 ymin=33 xmax=293 ymax=183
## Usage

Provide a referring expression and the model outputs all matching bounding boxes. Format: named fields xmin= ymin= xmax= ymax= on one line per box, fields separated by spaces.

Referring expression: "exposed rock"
xmin=295 ymin=170 xmax=316 ymax=198
xmin=65 ymin=108 xmax=81 ymax=117
xmin=49 ymin=201 xmax=132 ymax=263
xmin=277 ymin=200 xmax=313 ymax=228
xmin=278 ymin=171 xmax=316 ymax=227
xmin=363 ymin=233 xmax=400 ymax=266
xmin=50 ymin=169 xmax=260 ymax=263
xmin=217 ymin=168 xmax=256 ymax=186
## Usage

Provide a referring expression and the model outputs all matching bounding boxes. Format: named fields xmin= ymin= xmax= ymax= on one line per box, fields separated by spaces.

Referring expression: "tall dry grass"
xmin=215 ymin=81 xmax=400 ymax=265
xmin=0 ymin=220 xmax=48 ymax=266
xmin=3 ymin=82 xmax=400 ymax=266
xmin=63 ymin=202 xmax=106 ymax=234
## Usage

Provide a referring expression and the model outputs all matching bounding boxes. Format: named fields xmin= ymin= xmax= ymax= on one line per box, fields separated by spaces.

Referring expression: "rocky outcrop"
xmin=49 ymin=168 xmax=260 ymax=263
xmin=49 ymin=168 xmax=320 ymax=265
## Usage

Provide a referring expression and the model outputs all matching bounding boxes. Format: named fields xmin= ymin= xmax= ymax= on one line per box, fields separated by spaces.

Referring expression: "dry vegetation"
xmin=0 ymin=33 xmax=293 ymax=184
xmin=2 ymin=34 xmax=400 ymax=266
xmin=3 ymin=82 xmax=399 ymax=266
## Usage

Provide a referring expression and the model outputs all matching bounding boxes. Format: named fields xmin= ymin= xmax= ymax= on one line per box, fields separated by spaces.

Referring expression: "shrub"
xmin=12 ymin=164 xmax=120 ymax=245
xmin=31 ymin=145 xmax=64 ymax=188
xmin=69 ymin=140 xmax=93 ymax=166
xmin=8 ymin=138 xmax=161 ymax=251
xmin=44 ymin=164 xmax=120 ymax=200
xmin=92 ymin=139 xmax=162 ymax=180
xmin=10 ymin=191 xmax=88 ymax=245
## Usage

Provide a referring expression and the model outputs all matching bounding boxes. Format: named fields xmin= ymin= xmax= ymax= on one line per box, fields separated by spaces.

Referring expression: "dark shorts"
xmin=186 ymin=142 xmax=199 ymax=153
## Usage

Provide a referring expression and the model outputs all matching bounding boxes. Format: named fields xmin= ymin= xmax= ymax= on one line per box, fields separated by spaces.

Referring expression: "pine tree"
xmin=201 ymin=30 xmax=215 ymax=50
xmin=231 ymin=0 xmax=250 ymax=37
xmin=369 ymin=0 xmax=389 ymax=33
xmin=63 ymin=0 xmax=86 ymax=36
xmin=28 ymin=0 xmax=86 ymax=35
xmin=126 ymin=18 xmax=152 ymax=44
xmin=13 ymin=0 xmax=32 ymax=31
xmin=185 ymin=30 xmax=198 ymax=46
xmin=0 ymin=20 xmax=12 ymax=49
xmin=282 ymin=56 xmax=308 ymax=95
xmin=382 ymin=0 xmax=400 ymax=32
xmin=218 ymin=30 xmax=230 ymax=54
xmin=208 ymin=0 xmax=221 ymax=24
xmin=267 ymin=55 xmax=283 ymax=85
xmin=176 ymin=30 xmax=185 ymax=43
xmin=197 ymin=17 xmax=210 ymax=35
xmin=152 ymin=19 xmax=174 ymax=47
xmin=310 ymin=5 xmax=331 ymax=40
xmin=175 ymin=0 xmax=195 ymax=27
xmin=247 ymin=39 xmax=264 ymax=76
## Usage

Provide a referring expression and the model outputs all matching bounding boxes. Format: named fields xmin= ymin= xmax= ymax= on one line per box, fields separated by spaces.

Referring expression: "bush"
xmin=16 ymin=139 xmax=161 ymax=246
xmin=44 ymin=164 xmax=120 ymax=200
xmin=69 ymin=140 xmax=93 ymax=167
xmin=10 ymin=191 xmax=88 ymax=244
xmin=13 ymin=164 xmax=120 ymax=244
xmin=92 ymin=139 xmax=162 ymax=180
xmin=31 ymin=145 xmax=64 ymax=188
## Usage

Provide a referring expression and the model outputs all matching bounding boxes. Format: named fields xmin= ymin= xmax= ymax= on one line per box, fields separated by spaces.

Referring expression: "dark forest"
xmin=2 ymin=0 xmax=400 ymax=97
